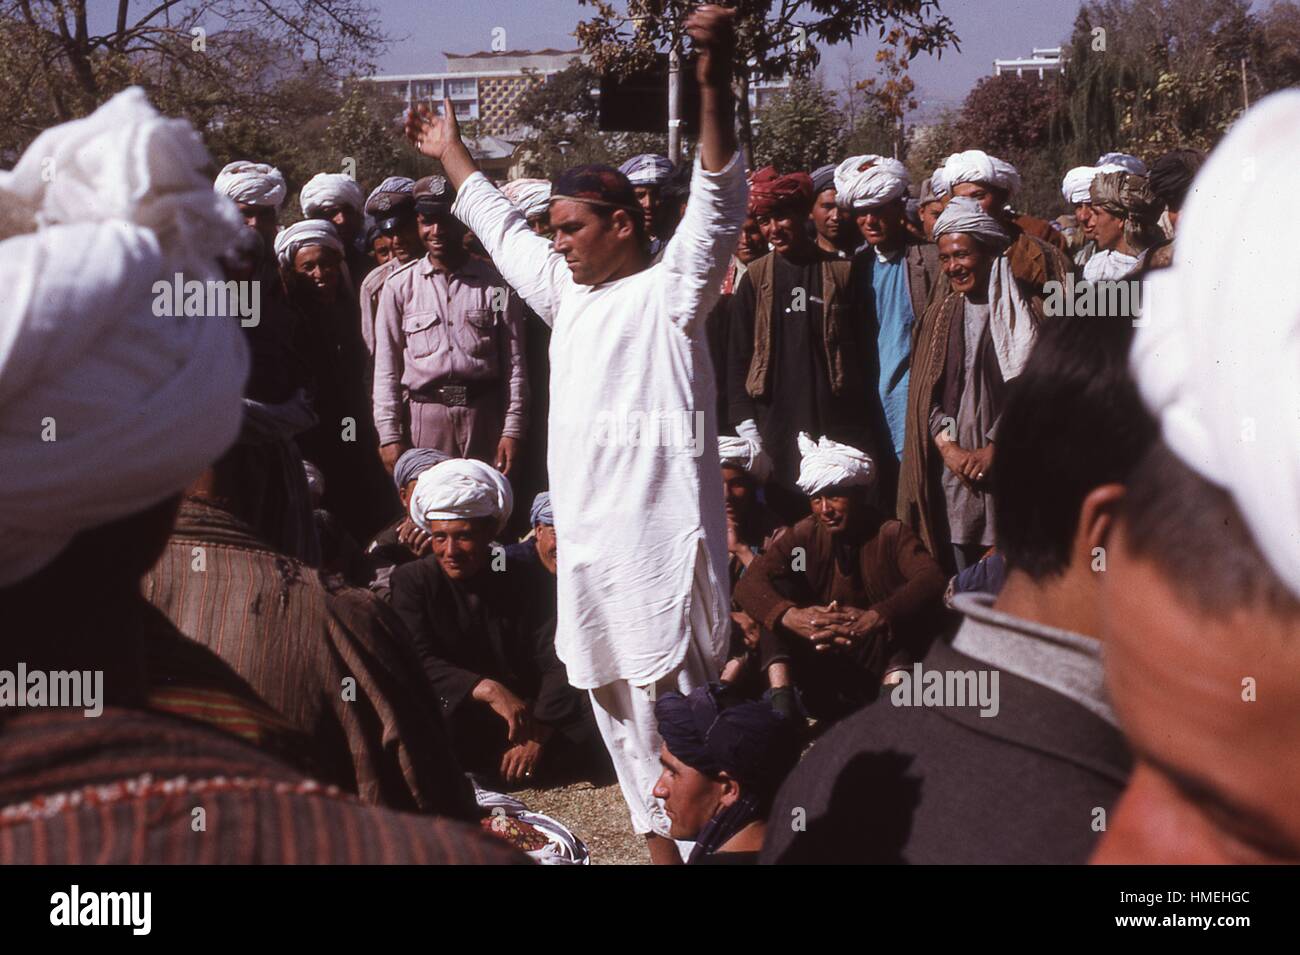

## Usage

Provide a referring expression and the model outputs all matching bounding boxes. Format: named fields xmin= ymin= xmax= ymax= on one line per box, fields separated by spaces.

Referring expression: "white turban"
xmin=832 ymin=155 xmax=910 ymax=211
xmin=1132 ymin=90 xmax=1300 ymax=598
xmin=1061 ymin=166 xmax=1098 ymax=205
xmin=931 ymin=196 xmax=1010 ymax=250
xmin=300 ymin=173 xmax=365 ymax=218
xmin=718 ymin=435 xmax=772 ymax=483
xmin=796 ymin=433 xmax=875 ymax=496
xmin=1061 ymin=163 xmax=1130 ymax=205
xmin=501 ymin=178 xmax=552 ymax=219
xmin=215 ymin=160 xmax=287 ymax=209
xmin=0 ymin=88 xmax=248 ymax=586
xmin=1096 ymin=152 xmax=1147 ymax=176
xmin=942 ymin=150 xmax=1021 ymax=197
xmin=409 ymin=458 xmax=513 ymax=535
xmin=273 ymin=219 xmax=345 ymax=270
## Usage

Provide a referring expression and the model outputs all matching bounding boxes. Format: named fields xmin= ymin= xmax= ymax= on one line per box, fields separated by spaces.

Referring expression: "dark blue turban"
xmin=655 ymin=684 xmax=801 ymax=802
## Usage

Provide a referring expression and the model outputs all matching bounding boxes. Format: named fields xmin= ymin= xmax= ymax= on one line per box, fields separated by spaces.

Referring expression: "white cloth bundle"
xmin=1132 ymin=91 xmax=1300 ymax=597
xmin=0 ymin=88 xmax=248 ymax=585
xmin=796 ymin=433 xmax=875 ymax=496
xmin=501 ymin=178 xmax=552 ymax=219
xmin=942 ymin=150 xmax=1021 ymax=196
xmin=214 ymin=160 xmax=287 ymax=209
xmin=832 ymin=155 xmax=910 ymax=211
xmin=1083 ymin=248 xmax=1139 ymax=282
xmin=300 ymin=172 xmax=365 ymax=217
xmin=408 ymin=458 xmax=513 ymax=534
xmin=273 ymin=219 xmax=345 ymax=270
xmin=718 ymin=435 xmax=772 ymax=483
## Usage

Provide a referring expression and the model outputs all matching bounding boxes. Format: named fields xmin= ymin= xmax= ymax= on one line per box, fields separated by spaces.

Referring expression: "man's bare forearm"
xmin=698 ymin=80 xmax=736 ymax=172
xmin=440 ymin=141 xmax=478 ymax=191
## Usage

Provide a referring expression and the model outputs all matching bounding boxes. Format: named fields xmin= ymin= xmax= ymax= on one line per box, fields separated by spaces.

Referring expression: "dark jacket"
xmin=389 ymin=554 xmax=577 ymax=727
xmin=761 ymin=639 xmax=1131 ymax=864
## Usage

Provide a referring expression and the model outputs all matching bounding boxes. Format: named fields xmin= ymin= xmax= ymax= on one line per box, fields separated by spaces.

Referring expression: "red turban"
xmin=748 ymin=166 xmax=814 ymax=217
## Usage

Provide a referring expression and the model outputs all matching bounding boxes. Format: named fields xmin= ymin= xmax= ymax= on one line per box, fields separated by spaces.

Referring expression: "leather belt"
xmin=407 ymin=380 xmax=493 ymax=407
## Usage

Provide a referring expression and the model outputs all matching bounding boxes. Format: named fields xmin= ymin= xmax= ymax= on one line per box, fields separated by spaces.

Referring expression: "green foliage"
xmin=753 ymin=76 xmax=844 ymax=171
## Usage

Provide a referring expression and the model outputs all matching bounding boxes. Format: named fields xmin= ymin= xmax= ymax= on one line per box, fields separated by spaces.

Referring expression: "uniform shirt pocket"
xmin=453 ymin=306 xmax=500 ymax=362
xmin=402 ymin=310 xmax=443 ymax=360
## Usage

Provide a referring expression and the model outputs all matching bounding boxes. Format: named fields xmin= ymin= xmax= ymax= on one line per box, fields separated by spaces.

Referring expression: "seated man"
xmin=735 ymin=434 xmax=947 ymax=722
xmin=391 ymin=459 xmax=607 ymax=787
xmin=763 ymin=315 xmax=1155 ymax=864
xmin=503 ymin=491 xmax=558 ymax=575
xmin=715 ymin=435 xmax=791 ymax=709
xmin=653 ymin=685 xmax=802 ymax=865
xmin=365 ymin=446 xmax=450 ymax=600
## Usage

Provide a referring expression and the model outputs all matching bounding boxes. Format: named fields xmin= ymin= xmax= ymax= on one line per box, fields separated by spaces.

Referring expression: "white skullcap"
xmin=718 ymin=435 xmax=772 ymax=483
xmin=274 ymin=219 xmax=345 ymax=270
xmin=1132 ymin=90 xmax=1300 ymax=598
xmin=832 ymin=155 xmax=911 ymax=211
xmin=300 ymin=173 xmax=365 ymax=218
xmin=0 ymin=88 xmax=248 ymax=586
xmin=942 ymin=150 xmax=1021 ymax=197
xmin=501 ymin=178 xmax=552 ymax=219
xmin=795 ymin=433 xmax=875 ymax=496
xmin=409 ymin=458 xmax=513 ymax=535
xmin=215 ymin=160 xmax=287 ymax=209
xmin=1096 ymin=152 xmax=1147 ymax=176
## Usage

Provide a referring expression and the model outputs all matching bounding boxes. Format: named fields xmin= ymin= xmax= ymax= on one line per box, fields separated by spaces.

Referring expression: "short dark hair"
xmin=1122 ymin=440 xmax=1300 ymax=618
xmin=993 ymin=316 xmax=1158 ymax=579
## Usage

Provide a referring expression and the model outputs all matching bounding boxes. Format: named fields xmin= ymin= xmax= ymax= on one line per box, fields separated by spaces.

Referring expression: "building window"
xmin=447 ymin=78 xmax=476 ymax=98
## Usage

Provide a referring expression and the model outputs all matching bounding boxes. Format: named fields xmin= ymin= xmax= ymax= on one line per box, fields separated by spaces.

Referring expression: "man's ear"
xmin=611 ymin=207 xmax=637 ymax=240
xmin=1076 ymin=482 xmax=1125 ymax=572
xmin=717 ymin=773 xmax=743 ymax=809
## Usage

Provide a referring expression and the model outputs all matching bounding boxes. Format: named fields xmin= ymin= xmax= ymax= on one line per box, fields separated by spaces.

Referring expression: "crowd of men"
xmin=0 ymin=5 xmax=1296 ymax=866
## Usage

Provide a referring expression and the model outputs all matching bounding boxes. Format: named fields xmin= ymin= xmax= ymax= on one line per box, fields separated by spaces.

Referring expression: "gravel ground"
xmin=510 ymin=780 xmax=649 ymax=865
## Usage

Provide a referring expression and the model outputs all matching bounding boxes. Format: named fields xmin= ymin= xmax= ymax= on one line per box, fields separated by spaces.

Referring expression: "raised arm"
xmin=406 ymin=99 xmax=567 ymax=324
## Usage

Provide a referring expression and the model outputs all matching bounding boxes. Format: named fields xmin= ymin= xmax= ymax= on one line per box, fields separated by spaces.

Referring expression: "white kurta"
xmin=452 ymin=152 xmax=748 ymax=690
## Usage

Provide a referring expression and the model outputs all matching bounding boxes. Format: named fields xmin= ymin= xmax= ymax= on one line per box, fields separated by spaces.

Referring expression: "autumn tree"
xmin=0 ymin=0 xmax=387 ymax=167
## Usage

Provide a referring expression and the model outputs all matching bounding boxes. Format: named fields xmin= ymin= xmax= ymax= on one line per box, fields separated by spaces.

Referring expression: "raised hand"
xmin=685 ymin=4 xmax=738 ymax=88
xmin=404 ymin=97 xmax=462 ymax=162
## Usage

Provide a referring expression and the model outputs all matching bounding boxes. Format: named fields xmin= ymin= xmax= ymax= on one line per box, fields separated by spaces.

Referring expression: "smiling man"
xmin=390 ymin=459 xmax=604 ymax=788
xmin=899 ymin=197 xmax=1052 ymax=574
xmin=371 ymin=174 xmax=528 ymax=478
xmin=403 ymin=5 xmax=749 ymax=863
xmin=734 ymin=433 xmax=945 ymax=719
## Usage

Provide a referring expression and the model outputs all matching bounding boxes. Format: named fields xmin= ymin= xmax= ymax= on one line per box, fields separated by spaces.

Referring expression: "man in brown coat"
xmin=735 ymin=433 xmax=946 ymax=721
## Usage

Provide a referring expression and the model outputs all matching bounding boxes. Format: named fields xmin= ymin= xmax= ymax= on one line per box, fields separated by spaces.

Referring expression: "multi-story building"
xmin=994 ymin=47 xmax=1065 ymax=80
xmin=364 ymin=49 xmax=582 ymax=136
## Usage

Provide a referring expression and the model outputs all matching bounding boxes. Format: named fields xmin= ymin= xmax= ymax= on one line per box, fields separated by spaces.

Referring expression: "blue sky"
xmin=374 ymin=0 xmax=1088 ymax=117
